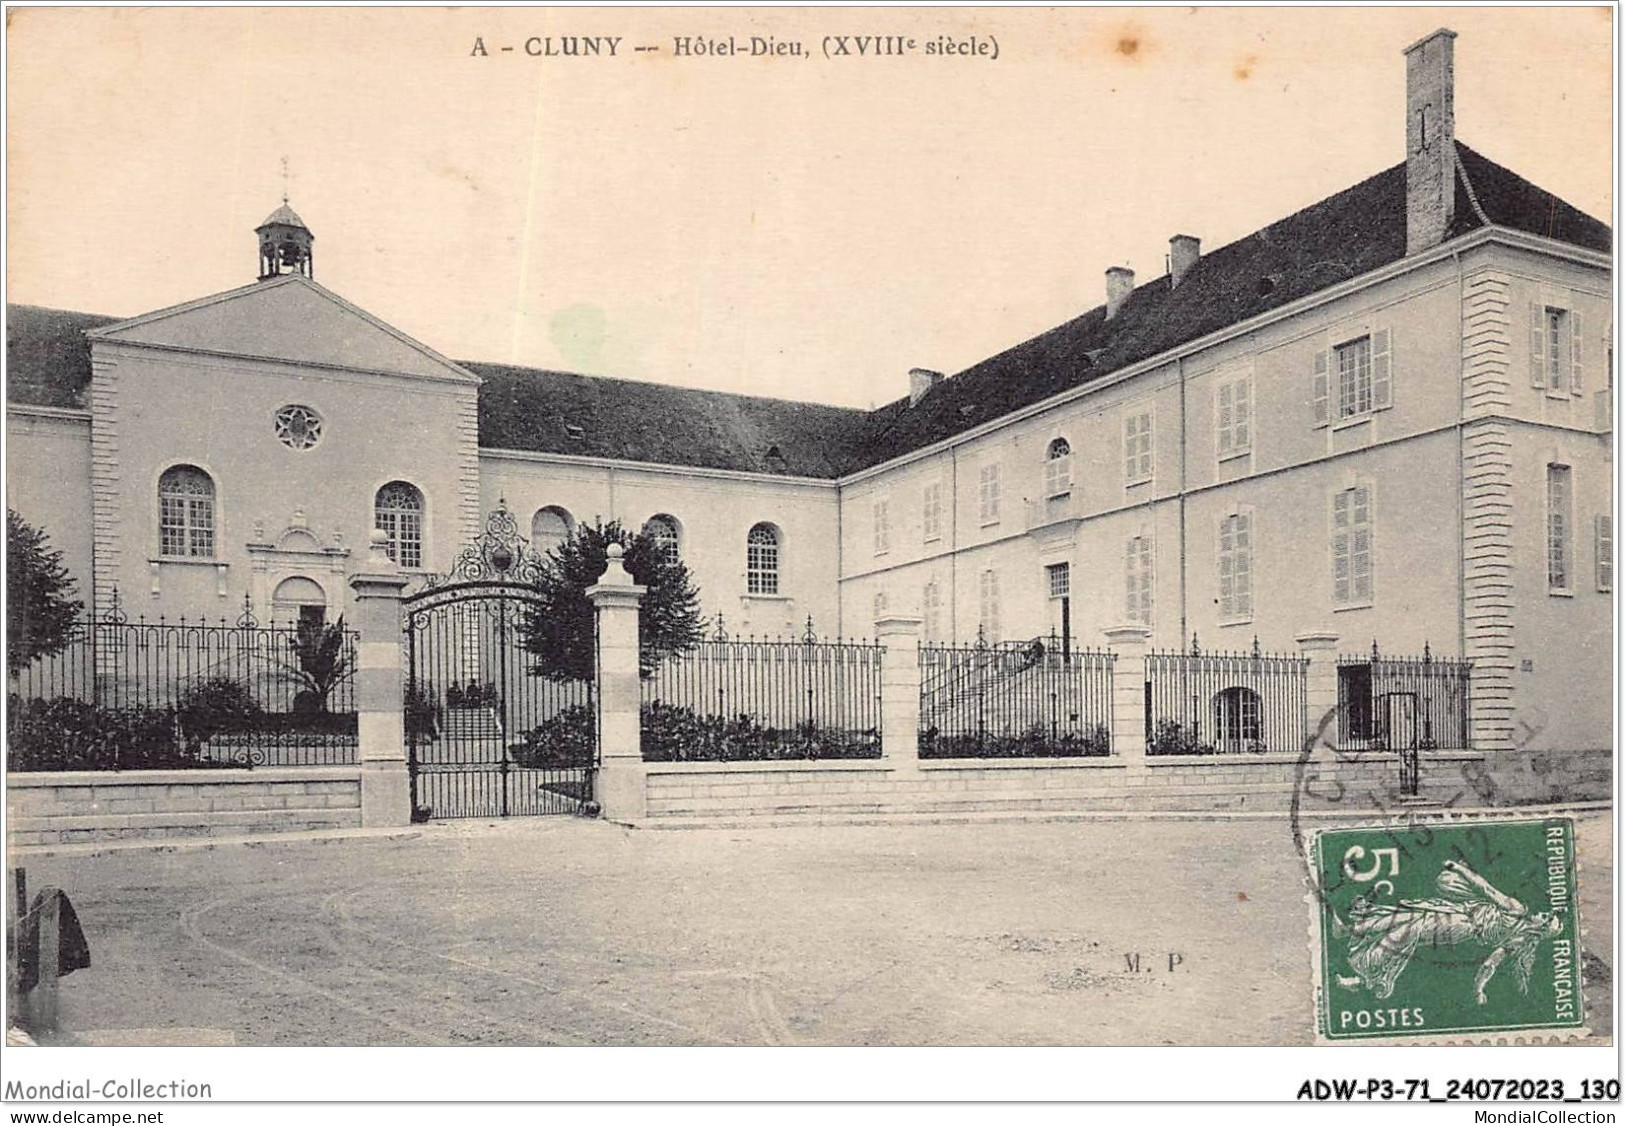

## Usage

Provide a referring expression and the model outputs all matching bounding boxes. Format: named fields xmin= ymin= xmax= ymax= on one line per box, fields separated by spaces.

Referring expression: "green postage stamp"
xmin=1312 ymin=818 xmax=1584 ymax=1041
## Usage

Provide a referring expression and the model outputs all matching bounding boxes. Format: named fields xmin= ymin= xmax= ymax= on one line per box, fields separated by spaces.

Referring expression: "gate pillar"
xmin=874 ymin=614 xmax=923 ymax=770
xmin=349 ymin=530 xmax=412 ymax=827
xmin=1296 ymin=630 xmax=1341 ymax=751
xmin=587 ymin=544 xmax=647 ymax=823
xmin=1103 ymin=624 xmax=1151 ymax=758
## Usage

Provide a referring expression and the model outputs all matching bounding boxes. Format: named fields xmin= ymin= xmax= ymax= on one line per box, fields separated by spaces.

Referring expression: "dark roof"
xmin=467 ymin=361 xmax=872 ymax=477
xmin=843 ymin=142 xmax=1610 ymax=470
xmin=1457 ymin=143 xmax=1612 ymax=254
xmin=6 ymin=143 xmax=1608 ymax=478
xmin=5 ymin=305 xmax=120 ymax=409
xmin=258 ymin=203 xmax=310 ymax=230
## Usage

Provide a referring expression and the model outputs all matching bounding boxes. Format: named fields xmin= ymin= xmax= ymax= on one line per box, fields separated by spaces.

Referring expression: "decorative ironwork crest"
xmin=423 ymin=499 xmax=548 ymax=589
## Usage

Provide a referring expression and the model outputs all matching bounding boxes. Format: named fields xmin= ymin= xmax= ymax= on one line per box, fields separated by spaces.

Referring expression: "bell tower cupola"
xmin=256 ymin=200 xmax=314 ymax=280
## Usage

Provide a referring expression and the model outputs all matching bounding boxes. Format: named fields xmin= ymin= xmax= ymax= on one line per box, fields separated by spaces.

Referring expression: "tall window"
xmin=747 ymin=523 xmax=780 ymax=595
xmin=643 ymin=514 xmax=680 ymax=566
xmin=1336 ymin=336 xmax=1373 ymax=418
xmin=1123 ymin=411 xmax=1153 ymax=484
xmin=873 ymin=497 xmax=890 ymax=555
xmin=1332 ymin=485 xmax=1373 ymax=606
xmin=1597 ymin=514 xmax=1613 ymax=593
xmin=1124 ymin=536 xmax=1153 ymax=624
xmin=1316 ymin=331 xmax=1392 ymax=424
xmin=158 ymin=465 xmax=216 ymax=558
xmin=1547 ymin=465 xmax=1572 ymax=592
xmin=375 ymin=481 xmax=424 ymax=569
xmin=922 ymin=580 xmax=942 ymax=641
xmin=1045 ymin=438 xmax=1072 ymax=497
xmin=1218 ymin=512 xmax=1253 ymax=621
xmin=979 ymin=568 xmax=1001 ymax=643
xmin=978 ymin=463 xmax=1002 ymax=525
xmin=1046 ymin=561 xmax=1070 ymax=599
xmin=531 ymin=506 xmax=574 ymax=555
xmin=922 ymin=482 xmax=942 ymax=543
xmin=1546 ymin=308 xmax=1567 ymax=392
xmin=872 ymin=589 xmax=888 ymax=620
xmin=1215 ymin=374 xmax=1252 ymax=458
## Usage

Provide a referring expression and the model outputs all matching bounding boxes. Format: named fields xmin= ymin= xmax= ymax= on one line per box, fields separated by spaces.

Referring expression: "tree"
xmin=7 ymin=508 xmax=83 ymax=677
xmin=284 ymin=616 xmax=354 ymax=712
xmin=521 ymin=519 xmax=703 ymax=682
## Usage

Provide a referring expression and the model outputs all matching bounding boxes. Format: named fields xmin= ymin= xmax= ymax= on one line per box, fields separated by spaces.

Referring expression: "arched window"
xmin=1212 ymin=686 xmax=1263 ymax=752
xmin=375 ymin=481 xmax=425 ymax=569
xmin=746 ymin=523 xmax=780 ymax=595
xmin=1045 ymin=437 xmax=1073 ymax=498
xmin=643 ymin=514 xmax=681 ymax=567
xmin=158 ymin=465 xmax=216 ymax=558
xmin=531 ymin=506 xmax=575 ymax=555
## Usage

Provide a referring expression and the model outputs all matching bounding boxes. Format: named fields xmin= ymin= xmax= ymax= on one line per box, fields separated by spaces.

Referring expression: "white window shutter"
xmin=1571 ymin=310 xmax=1584 ymax=394
xmin=1597 ymin=514 xmax=1613 ymax=592
xmin=1235 ymin=381 xmax=1251 ymax=449
xmin=1313 ymin=350 xmax=1329 ymax=425
xmin=1530 ymin=302 xmax=1547 ymax=388
xmin=1371 ymin=328 xmax=1392 ymax=410
xmin=1217 ymin=383 xmax=1233 ymax=456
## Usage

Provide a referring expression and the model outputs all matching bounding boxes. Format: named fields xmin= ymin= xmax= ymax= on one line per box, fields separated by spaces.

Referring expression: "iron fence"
xmin=1336 ymin=642 xmax=1471 ymax=754
xmin=7 ymin=601 xmax=359 ymax=770
xmin=1144 ymin=637 xmax=1307 ymax=755
xmin=640 ymin=619 xmax=883 ymax=761
xmin=919 ymin=635 xmax=1114 ymax=758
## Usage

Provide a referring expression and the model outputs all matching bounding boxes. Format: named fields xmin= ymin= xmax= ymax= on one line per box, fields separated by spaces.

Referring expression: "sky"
xmin=5 ymin=5 xmax=1614 ymax=410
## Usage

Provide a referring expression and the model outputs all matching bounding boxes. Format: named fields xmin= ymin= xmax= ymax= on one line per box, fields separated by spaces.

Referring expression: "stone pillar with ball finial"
xmin=348 ymin=528 xmax=412 ymax=826
xmin=587 ymin=542 xmax=648 ymax=822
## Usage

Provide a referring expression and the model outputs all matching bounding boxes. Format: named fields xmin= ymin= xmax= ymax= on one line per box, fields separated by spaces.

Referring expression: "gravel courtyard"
xmin=15 ymin=812 xmax=1614 ymax=1046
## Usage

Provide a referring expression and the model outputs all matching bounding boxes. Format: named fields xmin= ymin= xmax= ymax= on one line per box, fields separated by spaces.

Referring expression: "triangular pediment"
xmin=87 ymin=275 xmax=476 ymax=383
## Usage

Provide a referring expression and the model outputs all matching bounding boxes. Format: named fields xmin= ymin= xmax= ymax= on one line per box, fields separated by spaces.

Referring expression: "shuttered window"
xmin=1216 ymin=374 xmax=1252 ymax=459
xmin=1547 ymin=465 xmax=1572 ymax=592
xmin=1124 ymin=411 xmax=1153 ymax=484
xmin=1124 ymin=535 xmax=1154 ymax=624
xmin=978 ymin=463 xmax=1002 ymax=525
xmin=1595 ymin=514 xmax=1612 ymax=593
xmin=1332 ymin=485 xmax=1373 ymax=607
xmin=979 ymin=569 xmax=1001 ymax=643
xmin=1218 ymin=511 xmax=1253 ymax=621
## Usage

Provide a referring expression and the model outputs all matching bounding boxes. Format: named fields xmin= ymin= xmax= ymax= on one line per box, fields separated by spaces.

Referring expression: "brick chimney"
xmin=1105 ymin=266 xmax=1134 ymax=320
xmin=908 ymin=367 xmax=944 ymax=406
xmin=1169 ymin=235 xmax=1200 ymax=288
xmin=1403 ymin=28 xmax=1457 ymax=255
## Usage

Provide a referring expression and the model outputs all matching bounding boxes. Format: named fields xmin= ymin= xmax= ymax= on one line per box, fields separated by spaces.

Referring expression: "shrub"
xmin=5 ymin=694 xmax=224 ymax=772
xmin=1145 ymin=719 xmax=1217 ymax=756
xmin=640 ymin=701 xmax=879 ymax=763
xmin=404 ymin=681 xmax=442 ymax=742
xmin=512 ymin=703 xmax=597 ymax=768
xmin=918 ymin=722 xmax=1111 ymax=759
xmin=176 ymin=677 xmax=262 ymax=746
xmin=510 ymin=701 xmax=882 ymax=765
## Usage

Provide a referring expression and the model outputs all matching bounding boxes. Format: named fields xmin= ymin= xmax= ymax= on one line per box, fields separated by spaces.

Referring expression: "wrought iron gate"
xmin=402 ymin=504 xmax=595 ymax=820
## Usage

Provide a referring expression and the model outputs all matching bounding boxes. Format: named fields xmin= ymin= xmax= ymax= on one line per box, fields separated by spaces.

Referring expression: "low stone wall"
xmin=7 ymin=767 xmax=363 ymax=847
xmin=640 ymin=747 xmax=1609 ymax=823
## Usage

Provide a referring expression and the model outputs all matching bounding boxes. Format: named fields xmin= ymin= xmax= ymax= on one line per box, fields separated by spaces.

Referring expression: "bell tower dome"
xmin=256 ymin=200 xmax=314 ymax=280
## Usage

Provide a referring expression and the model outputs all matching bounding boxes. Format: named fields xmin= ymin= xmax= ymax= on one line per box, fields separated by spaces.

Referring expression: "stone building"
xmin=5 ymin=29 xmax=1612 ymax=755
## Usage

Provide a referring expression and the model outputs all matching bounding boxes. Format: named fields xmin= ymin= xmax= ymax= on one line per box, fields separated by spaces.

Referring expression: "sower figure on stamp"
xmin=1333 ymin=860 xmax=1562 ymax=1005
